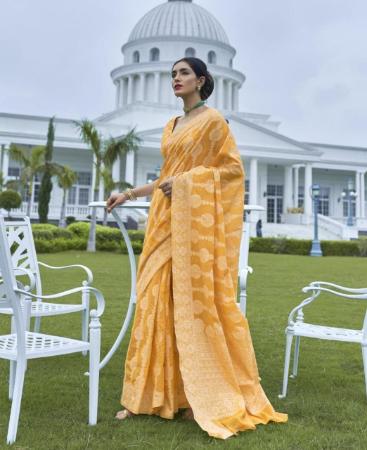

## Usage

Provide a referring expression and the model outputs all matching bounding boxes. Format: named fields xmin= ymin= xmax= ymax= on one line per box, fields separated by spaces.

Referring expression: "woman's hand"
xmin=158 ymin=176 xmax=176 ymax=198
xmin=106 ymin=192 xmax=127 ymax=213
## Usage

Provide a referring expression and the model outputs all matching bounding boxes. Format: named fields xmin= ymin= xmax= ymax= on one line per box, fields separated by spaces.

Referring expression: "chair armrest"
xmin=309 ymin=281 xmax=367 ymax=294
xmin=14 ymin=286 xmax=105 ymax=317
xmin=12 ymin=268 xmax=36 ymax=291
xmin=303 ymin=284 xmax=367 ymax=300
xmin=38 ymin=262 xmax=93 ymax=285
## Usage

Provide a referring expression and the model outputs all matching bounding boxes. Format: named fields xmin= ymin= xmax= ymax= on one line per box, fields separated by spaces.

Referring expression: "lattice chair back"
xmin=2 ymin=217 xmax=42 ymax=300
xmin=0 ymin=217 xmax=26 ymax=352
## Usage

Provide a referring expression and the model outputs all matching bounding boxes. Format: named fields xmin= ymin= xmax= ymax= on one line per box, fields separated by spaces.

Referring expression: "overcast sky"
xmin=1 ymin=0 xmax=366 ymax=147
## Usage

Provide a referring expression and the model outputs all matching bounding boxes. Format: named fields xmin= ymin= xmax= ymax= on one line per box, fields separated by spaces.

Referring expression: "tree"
xmin=56 ymin=165 xmax=77 ymax=228
xmin=0 ymin=190 xmax=22 ymax=217
xmin=9 ymin=144 xmax=46 ymax=217
xmin=38 ymin=117 xmax=55 ymax=223
xmin=75 ymin=120 xmax=141 ymax=251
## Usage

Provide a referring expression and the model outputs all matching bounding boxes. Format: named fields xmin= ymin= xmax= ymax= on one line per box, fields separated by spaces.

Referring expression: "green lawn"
xmin=0 ymin=252 xmax=366 ymax=449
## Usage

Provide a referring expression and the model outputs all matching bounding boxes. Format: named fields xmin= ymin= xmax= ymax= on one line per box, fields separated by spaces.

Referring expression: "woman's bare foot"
xmin=115 ymin=409 xmax=136 ymax=420
xmin=182 ymin=408 xmax=194 ymax=420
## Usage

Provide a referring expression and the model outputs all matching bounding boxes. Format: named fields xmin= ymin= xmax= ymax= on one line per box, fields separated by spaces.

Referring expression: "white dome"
xmin=128 ymin=0 xmax=230 ymax=46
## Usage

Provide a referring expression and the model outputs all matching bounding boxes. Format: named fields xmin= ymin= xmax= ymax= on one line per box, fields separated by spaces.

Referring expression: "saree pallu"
xmin=121 ymin=108 xmax=287 ymax=439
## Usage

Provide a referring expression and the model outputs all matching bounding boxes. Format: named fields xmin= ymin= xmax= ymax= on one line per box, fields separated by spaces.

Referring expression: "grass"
xmin=0 ymin=251 xmax=367 ymax=449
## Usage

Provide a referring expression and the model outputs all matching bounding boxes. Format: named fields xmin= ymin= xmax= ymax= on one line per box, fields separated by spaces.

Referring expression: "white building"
xmin=1 ymin=0 xmax=366 ymax=239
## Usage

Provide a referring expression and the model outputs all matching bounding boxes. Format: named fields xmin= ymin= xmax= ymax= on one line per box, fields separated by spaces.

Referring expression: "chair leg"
xmin=7 ymin=359 xmax=26 ymax=445
xmin=362 ymin=345 xmax=367 ymax=400
xmin=34 ymin=316 xmax=41 ymax=333
xmin=82 ymin=292 xmax=90 ymax=356
xmin=279 ymin=332 xmax=293 ymax=399
xmin=291 ymin=336 xmax=301 ymax=378
xmin=89 ymin=317 xmax=101 ymax=425
xmin=9 ymin=361 xmax=16 ymax=400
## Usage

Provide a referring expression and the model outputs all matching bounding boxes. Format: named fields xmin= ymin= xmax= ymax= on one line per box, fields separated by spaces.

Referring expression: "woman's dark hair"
xmin=172 ymin=57 xmax=214 ymax=100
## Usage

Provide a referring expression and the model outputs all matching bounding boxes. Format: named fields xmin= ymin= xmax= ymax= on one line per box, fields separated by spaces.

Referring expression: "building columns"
xmin=0 ymin=145 xmax=9 ymax=182
xmin=304 ymin=163 xmax=313 ymax=216
xmin=293 ymin=165 xmax=299 ymax=207
xmin=217 ymin=77 xmax=224 ymax=110
xmin=249 ymin=158 xmax=258 ymax=205
xmin=115 ymin=80 xmax=121 ymax=109
xmin=356 ymin=171 xmax=361 ymax=217
xmin=125 ymin=150 xmax=135 ymax=186
xmin=111 ymin=156 xmax=120 ymax=193
xmin=226 ymin=80 xmax=233 ymax=110
xmin=361 ymin=172 xmax=366 ymax=218
xmin=127 ymin=75 xmax=133 ymax=104
xmin=138 ymin=73 xmax=145 ymax=102
xmin=154 ymin=72 xmax=160 ymax=103
xmin=233 ymin=83 xmax=239 ymax=111
xmin=284 ymin=166 xmax=293 ymax=213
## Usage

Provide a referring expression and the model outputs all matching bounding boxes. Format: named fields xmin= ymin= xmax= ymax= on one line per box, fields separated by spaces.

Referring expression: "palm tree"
xmin=56 ymin=166 xmax=77 ymax=228
xmin=75 ymin=120 xmax=141 ymax=252
xmin=9 ymin=144 xmax=46 ymax=217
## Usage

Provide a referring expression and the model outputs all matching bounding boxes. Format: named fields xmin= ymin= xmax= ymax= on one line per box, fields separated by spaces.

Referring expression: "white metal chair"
xmin=0 ymin=216 xmax=105 ymax=444
xmin=279 ymin=280 xmax=367 ymax=399
xmin=0 ymin=217 xmax=92 ymax=344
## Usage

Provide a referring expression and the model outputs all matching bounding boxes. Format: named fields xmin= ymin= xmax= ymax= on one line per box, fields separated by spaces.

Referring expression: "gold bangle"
xmin=124 ymin=188 xmax=137 ymax=201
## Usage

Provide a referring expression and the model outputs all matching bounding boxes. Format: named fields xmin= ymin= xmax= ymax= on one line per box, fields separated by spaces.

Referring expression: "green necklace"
xmin=183 ymin=100 xmax=206 ymax=115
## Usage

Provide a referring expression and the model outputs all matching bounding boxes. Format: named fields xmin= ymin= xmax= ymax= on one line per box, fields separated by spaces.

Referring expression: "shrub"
xmin=66 ymin=216 xmax=76 ymax=225
xmin=0 ymin=189 xmax=22 ymax=215
xmin=357 ymin=238 xmax=367 ymax=257
xmin=67 ymin=222 xmax=90 ymax=239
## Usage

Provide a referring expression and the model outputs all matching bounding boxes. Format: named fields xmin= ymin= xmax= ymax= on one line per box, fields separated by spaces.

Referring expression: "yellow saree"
xmin=121 ymin=107 xmax=287 ymax=439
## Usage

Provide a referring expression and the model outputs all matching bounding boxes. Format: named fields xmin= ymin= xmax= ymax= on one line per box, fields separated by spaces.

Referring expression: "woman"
xmin=107 ymin=57 xmax=287 ymax=439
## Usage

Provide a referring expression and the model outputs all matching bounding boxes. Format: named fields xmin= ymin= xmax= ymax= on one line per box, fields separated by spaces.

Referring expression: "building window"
xmin=32 ymin=173 xmax=41 ymax=203
xmin=229 ymin=58 xmax=233 ymax=68
xmin=185 ymin=47 xmax=196 ymax=57
xmin=8 ymin=167 xmax=20 ymax=177
xmin=244 ymin=180 xmax=249 ymax=205
xmin=146 ymin=172 xmax=158 ymax=184
xmin=208 ymin=51 xmax=216 ymax=64
xmin=266 ymin=184 xmax=283 ymax=223
xmin=133 ymin=51 xmax=140 ymax=63
xmin=150 ymin=48 xmax=160 ymax=62
xmin=298 ymin=186 xmax=304 ymax=208
xmin=317 ymin=187 xmax=330 ymax=216
xmin=343 ymin=198 xmax=356 ymax=218
xmin=68 ymin=171 xmax=92 ymax=206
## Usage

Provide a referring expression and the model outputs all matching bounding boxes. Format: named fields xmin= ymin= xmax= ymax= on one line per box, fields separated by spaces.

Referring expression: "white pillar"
xmin=233 ymin=83 xmax=239 ymax=111
xmin=293 ymin=166 xmax=299 ymax=207
xmin=119 ymin=78 xmax=125 ymax=107
xmin=138 ymin=73 xmax=145 ymax=102
xmin=361 ymin=172 xmax=366 ymax=218
xmin=1 ymin=145 xmax=9 ymax=181
xmin=356 ymin=171 xmax=361 ymax=217
xmin=304 ymin=163 xmax=313 ymax=217
xmin=226 ymin=80 xmax=233 ymax=110
xmin=112 ymin=156 xmax=120 ymax=193
xmin=115 ymin=80 xmax=120 ymax=109
xmin=125 ymin=150 xmax=135 ymax=186
xmin=249 ymin=158 xmax=258 ymax=205
xmin=127 ymin=75 xmax=133 ymax=104
xmin=154 ymin=72 xmax=160 ymax=103
xmin=91 ymin=154 xmax=97 ymax=201
xmin=217 ymin=77 xmax=224 ymax=110
xmin=284 ymin=166 xmax=293 ymax=213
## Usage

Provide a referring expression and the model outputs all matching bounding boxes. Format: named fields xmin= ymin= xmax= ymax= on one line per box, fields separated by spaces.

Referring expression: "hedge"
xmin=250 ymin=237 xmax=363 ymax=257
xmin=31 ymin=222 xmax=367 ymax=257
xmin=32 ymin=222 xmax=145 ymax=254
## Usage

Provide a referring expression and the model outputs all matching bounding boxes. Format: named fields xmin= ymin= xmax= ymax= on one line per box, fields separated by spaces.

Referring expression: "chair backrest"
xmin=0 ymin=216 xmax=26 ymax=348
xmin=1 ymin=217 xmax=42 ymax=296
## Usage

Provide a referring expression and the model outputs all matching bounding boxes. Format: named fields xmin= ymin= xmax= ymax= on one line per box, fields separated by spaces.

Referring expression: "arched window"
xmin=150 ymin=48 xmax=160 ymax=62
xmin=133 ymin=51 xmax=140 ymax=63
xmin=229 ymin=58 xmax=233 ymax=68
xmin=208 ymin=51 xmax=216 ymax=64
xmin=185 ymin=47 xmax=196 ymax=57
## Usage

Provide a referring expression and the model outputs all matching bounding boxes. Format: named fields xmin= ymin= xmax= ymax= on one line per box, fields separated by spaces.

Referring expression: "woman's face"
xmin=171 ymin=61 xmax=204 ymax=98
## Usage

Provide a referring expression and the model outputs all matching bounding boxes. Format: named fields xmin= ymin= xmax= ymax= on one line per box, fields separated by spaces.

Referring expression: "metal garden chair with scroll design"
xmin=279 ymin=280 xmax=367 ymax=399
xmin=0 ymin=217 xmax=92 ymax=345
xmin=0 ymin=215 xmax=105 ymax=444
